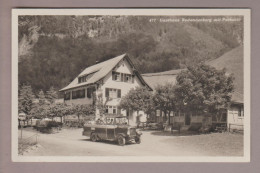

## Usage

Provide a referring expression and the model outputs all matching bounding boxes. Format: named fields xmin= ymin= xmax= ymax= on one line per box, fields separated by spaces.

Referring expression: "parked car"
xmin=82 ymin=116 xmax=142 ymax=146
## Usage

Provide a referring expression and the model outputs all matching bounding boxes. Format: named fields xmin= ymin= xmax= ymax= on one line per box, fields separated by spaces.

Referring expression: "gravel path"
xmin=20 ymin=128 xmax=243 ymax=156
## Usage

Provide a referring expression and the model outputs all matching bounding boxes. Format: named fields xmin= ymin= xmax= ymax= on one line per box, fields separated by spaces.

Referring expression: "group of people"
xmin=86 ymin=116 xmax=128 ymax=125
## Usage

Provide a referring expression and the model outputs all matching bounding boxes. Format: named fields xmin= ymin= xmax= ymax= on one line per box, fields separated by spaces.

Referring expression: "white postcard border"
xmin=12 ymin=8 xmax=251 ymax=162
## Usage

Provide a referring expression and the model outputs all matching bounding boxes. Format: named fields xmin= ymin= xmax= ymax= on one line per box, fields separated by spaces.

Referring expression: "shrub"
xmin=46 ymin=121 xmax=62 ymax=128
xmin=188 ymin=123 xmax=202 ymax=131
xmin=35 ymin=120 xmax=63 ymax=133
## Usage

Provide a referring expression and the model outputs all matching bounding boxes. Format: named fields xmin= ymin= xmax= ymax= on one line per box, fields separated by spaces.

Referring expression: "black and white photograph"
xmin=11 ymin=9 xmax=250 ymax=162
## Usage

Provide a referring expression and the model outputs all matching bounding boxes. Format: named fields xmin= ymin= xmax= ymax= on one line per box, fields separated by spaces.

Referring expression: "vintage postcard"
xmin=12 ymin=9 xmax=250 ymax=162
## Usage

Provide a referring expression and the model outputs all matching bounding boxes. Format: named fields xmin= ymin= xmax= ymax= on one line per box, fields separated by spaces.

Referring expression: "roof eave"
xmin=59 ymin=82 xmax=97 ymax=92
xmin=124 ymin=54 xmax=153 ymax=91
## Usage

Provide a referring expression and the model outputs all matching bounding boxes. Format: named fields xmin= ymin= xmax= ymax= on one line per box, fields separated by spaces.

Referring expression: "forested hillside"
xmin=18 ymin=15 xmax=243 ymax=93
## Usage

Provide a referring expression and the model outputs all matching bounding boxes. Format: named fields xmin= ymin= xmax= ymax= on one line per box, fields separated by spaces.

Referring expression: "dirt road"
xmin=20 ymin=128 xmax=243 ymax=156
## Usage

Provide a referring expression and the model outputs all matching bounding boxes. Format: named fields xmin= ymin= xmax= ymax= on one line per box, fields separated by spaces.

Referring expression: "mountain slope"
xmin=18 ymin=16 xmax=243 ymax=93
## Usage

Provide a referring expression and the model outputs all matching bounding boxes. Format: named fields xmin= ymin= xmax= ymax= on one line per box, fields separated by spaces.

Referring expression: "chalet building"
xmin=207 ymin=46 xmax=244 ymax=130
xmin=142 ymin=46 xmax=244 ymax=131
xmin=59 ymin=54 xmax=152 ymax=126
xmin=142 ymin=70 xmax=212 ymax=129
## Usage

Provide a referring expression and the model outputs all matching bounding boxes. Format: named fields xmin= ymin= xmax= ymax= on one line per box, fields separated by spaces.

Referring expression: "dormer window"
xmin=78 ymin=71 xmax=97 ymax=83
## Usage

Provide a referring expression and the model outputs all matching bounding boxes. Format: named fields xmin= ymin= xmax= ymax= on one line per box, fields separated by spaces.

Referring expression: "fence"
xmin=228 ymin=123 xmax=244 ymax=132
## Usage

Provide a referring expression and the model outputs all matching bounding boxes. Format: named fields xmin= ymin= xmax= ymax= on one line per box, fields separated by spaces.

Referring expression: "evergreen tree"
xmin=18 ymin=84 xmax=35 ymax=115
xmin=38 ymin=90 xmax=46 ymax=105
xmin=46 ymin=86 xmax=58 ymax=104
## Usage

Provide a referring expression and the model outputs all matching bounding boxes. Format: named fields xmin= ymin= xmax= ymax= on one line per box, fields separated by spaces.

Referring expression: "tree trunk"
xmin=168 ymin=112 xmax=171 ymax=125
xmin=136 ymin=110 xmax=139 ymax=127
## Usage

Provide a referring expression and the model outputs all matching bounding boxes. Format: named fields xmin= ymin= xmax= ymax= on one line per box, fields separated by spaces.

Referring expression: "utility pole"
xmin=21 ymin=121 xmax=23 ymax=139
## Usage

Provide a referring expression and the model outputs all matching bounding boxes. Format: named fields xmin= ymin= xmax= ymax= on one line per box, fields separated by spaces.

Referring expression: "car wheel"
xmin=90 ymin=133 xmax=97 ymax=142
xmin=117 ymin=136 xmax=125 ymax=146
xmin=135 ymin=136 xmax=141 ymax=144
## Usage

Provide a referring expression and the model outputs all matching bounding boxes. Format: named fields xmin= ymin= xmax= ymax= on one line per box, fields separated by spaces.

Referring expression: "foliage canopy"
xmin=174 ymin=64 xmax=234 ymax=113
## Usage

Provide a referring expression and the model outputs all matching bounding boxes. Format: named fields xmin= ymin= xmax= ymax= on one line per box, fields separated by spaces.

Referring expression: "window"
xmin=238 ymin=106 xmax=244 ymax=117
xmin=72 ymin=91 xmax=77 ymax=99
xmin=117 ymin=89 xmax=121 ymax=98
xmin=111 ymin=89 xmax=117 ymax=98
xmin=105 ymin=88 xmax=121 ymax=98
xmin=125 ymin=74 xmax=132 ymax=83
xmin=64 ymin=92 xmax=71 ymax=100
xmin=112 ymin=72 xmax=121 ymax=81
xmin=87 ymin=88 xmax=92 ymax=98
xmin=113 ymin=107 xmax=117 ymax=114
xmin=112 ymin=71 xmax=134 ymax=83
xmin=105 ymin=106 xmax=118 ymax=114
xmin=72 ymin=89 xmax=85 ymax=99
xmin=79 ymin=89 xmax=85 ymax=98
xmin=78 ymin=71 xmax=97 ymax=83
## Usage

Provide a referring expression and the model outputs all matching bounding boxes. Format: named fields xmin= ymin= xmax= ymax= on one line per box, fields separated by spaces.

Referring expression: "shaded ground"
xmin=19 ymin=127 xmax=243 ymax=156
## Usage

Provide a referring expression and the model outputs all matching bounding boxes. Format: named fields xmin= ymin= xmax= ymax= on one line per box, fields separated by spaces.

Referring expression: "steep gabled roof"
xmin=142 ymin=69 xmax=184 ymax=90
xmin=60 ymin=54 xmax=152 ymax=91
xmin=206 ymin=46 xmax=243 ymax=103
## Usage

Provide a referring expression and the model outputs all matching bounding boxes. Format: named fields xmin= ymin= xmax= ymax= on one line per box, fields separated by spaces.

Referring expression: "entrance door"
xmin=185 ymin=113 xmax=191 ymax=125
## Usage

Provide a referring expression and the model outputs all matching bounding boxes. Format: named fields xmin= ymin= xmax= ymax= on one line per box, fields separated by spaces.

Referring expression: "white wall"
xmin=100 ymin=59 xmax=147 ymax=125
xmin=227 ymin=104 xmax=244 ymax=130
xmin=63 ymin=59 xmax=148 ymax=125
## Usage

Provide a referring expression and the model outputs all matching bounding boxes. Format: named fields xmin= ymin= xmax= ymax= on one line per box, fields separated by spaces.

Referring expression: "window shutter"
xmin=121 ymin=73 xmax=124 ymax=82
xmin=124 ymin=74 xmax=127 ymax=82
xmin=117 ymin=108 xmax=121 ymax=115
xmin=112 ymin=71 xmax=115 ymax=80
xmin=117 ymin=89 xmax=121 ymax=98
xmin=105 ymin=88 xmax=109 ymax=97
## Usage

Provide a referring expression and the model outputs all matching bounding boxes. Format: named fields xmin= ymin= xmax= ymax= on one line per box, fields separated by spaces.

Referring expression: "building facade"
xmin=142 ymin=46 xmax=244 ymax=131
xmin=60 ymin=54 xmax=152 ymax=126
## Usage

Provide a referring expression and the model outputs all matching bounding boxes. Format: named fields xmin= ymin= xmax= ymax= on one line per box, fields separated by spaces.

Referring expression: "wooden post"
xmin=184 ymin=112 xmax=186 ymax=125
xmin=21 ymin=123 xmax=23 ymax=139
xmin=190 ymin=112 xmax=192 ymax=124
xmin=229 ymin=123 xmax=231 ymax=132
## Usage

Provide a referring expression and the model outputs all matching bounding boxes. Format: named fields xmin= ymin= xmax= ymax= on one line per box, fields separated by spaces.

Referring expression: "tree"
xmin=46 ymin=86 xmax=58 ymax=104
xmin=18 ymin=84 xmax=35 ymax=115
xmin=174 ymin=63 xmax=234 ymax=117
xmin=48 ymin=103 xmax=74 ymax=121
xmin=30 ymin=104 xmax=49 ymax=119
xmin=38 ymin=90 xmax=46 ymax=106
xmin=94 ymin=90 xmax=112 ymax=117
xmin=119 ymin=87 xmax=154 ymax=118
xmin=153 ymin=83 xmax=176 ymax=125
xmin=71 ymin=104 xmax=95 ymax=121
